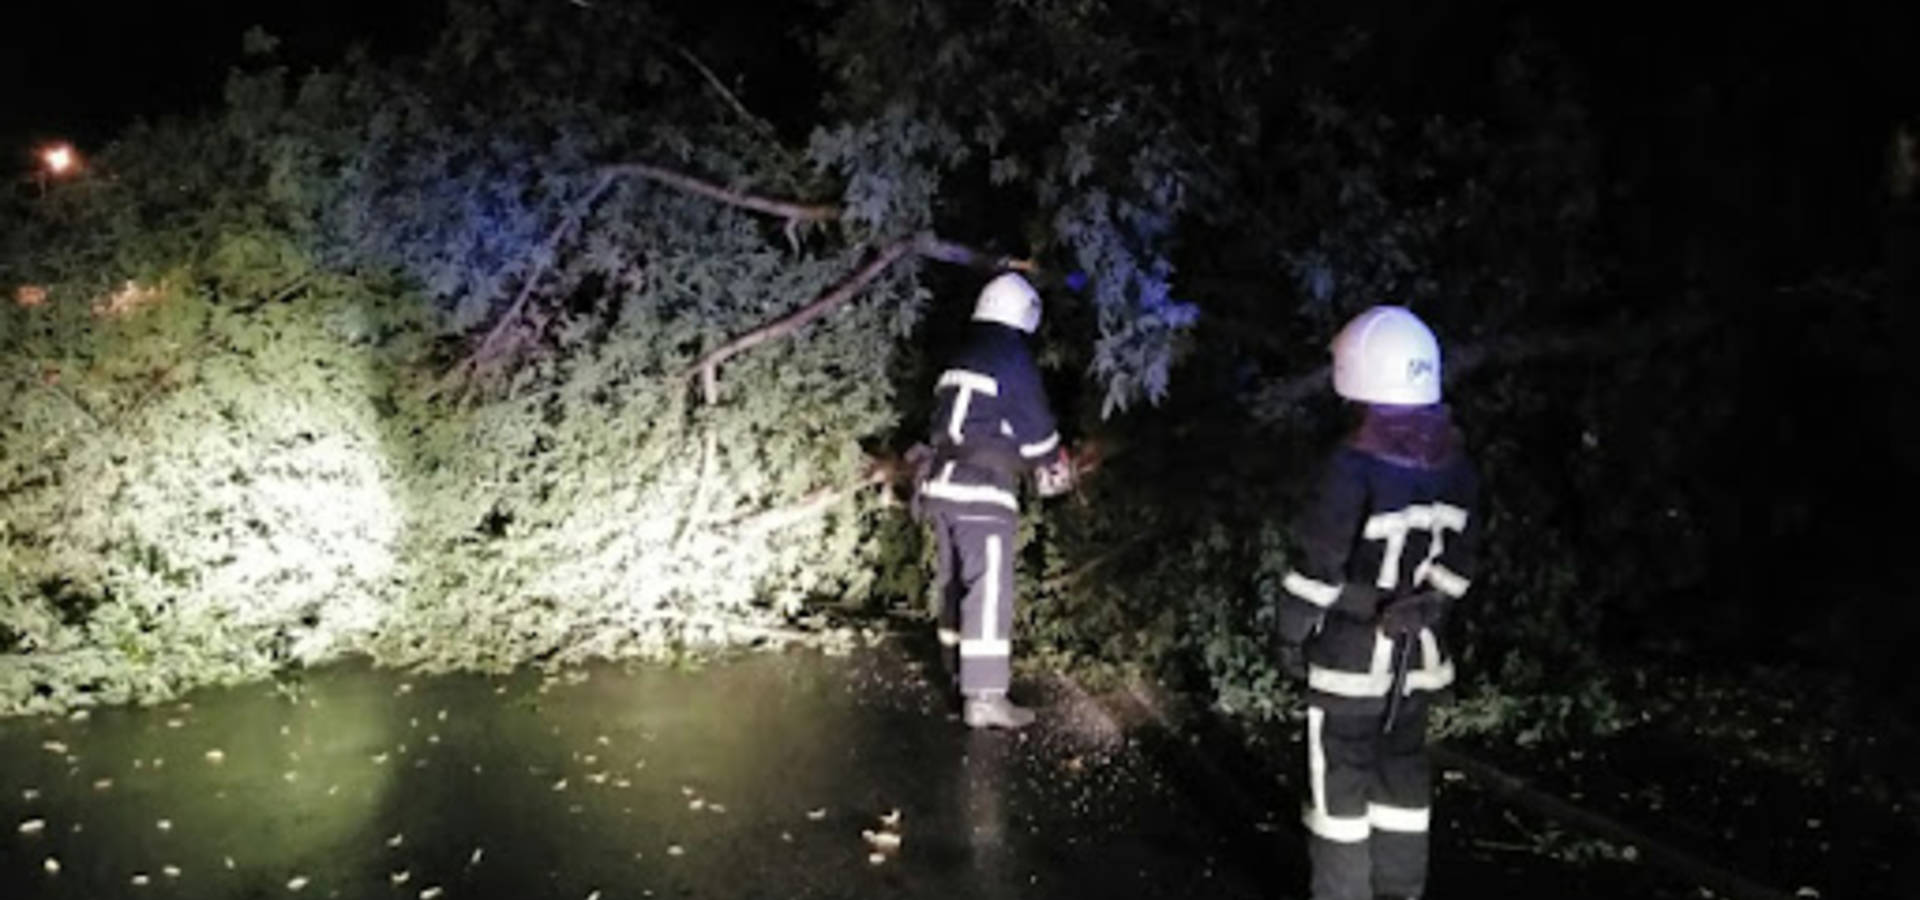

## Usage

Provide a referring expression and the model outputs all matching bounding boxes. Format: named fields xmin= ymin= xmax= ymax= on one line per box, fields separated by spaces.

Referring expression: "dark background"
xmin=8 ymin=1 xmax=1914 ymax=277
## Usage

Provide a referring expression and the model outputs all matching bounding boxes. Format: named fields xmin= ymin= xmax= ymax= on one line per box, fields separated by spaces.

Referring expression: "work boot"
xmin=963 ymin=693 xmax=1036 ymax=730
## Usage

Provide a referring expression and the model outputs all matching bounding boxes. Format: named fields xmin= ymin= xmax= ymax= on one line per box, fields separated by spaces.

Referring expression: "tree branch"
xmin=720 ymin=467 xmax=890 ymax=534
xmin=607 ymin=162 xmax=1034 ymax=274
xmin=440 ymin=171 xmax=620 ymax=389
xmin=440 ymin=161 xmax=1036 ymax=395
xmin=916 ymin=237 xmax=1038 ymax=273
xmin=607 ymin=162 xmax=840 ymax=223
xmin=1429 ymin=745 xmax=1796 ymax=900
xmin=683 ymin=235 xmax=921 ymax=402
xmin=655 ymin=39 xmax=780 ymax=141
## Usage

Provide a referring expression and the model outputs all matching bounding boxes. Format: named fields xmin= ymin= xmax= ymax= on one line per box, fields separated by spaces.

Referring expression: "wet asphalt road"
xmin=0 ymin=642 xmax=1266 ymax=899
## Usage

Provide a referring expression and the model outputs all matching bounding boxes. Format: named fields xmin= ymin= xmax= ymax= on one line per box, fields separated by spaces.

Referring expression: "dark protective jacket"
xmin=917 ymin=322 xmax=1061 ymax=520
xmin=1279 ymin=406 xmax=1481 ymax=716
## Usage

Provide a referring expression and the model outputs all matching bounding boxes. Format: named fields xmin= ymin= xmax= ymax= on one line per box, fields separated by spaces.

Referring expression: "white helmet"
xmin=972 ymin=273 xmax=1042 ymax=333
xmin=1330 ymin=306 xmax=1442 ymax=405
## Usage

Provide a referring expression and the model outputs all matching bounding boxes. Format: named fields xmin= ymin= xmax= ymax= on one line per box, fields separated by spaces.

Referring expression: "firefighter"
xmin=917 ymin=272 xmax=1074 ymax=730
xmin=1276 ymin=306 xmax=1480 ymax=900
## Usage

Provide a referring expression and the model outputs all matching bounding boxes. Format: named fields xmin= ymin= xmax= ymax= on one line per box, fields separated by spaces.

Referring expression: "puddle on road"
xmin=0 ymin=646 xmax=1261 ymax=899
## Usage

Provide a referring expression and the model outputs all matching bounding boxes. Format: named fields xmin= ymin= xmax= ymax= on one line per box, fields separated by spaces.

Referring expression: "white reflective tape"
xmin=937 ymin=628 xmax=960 ymax=647
xmin=1310 ymin=657 xmax=1454 ymax=698
xmin=1019 ymin=431 xmax=1060 ymax=459
xmin=982 ymin=534 xmax=1003 ymax=643
xmin=1304 ymin=705 xmax=1370 ymax=843
xmin=1307 ymin=707 xmax=1328 ymax=816
xmin=1429 ymin=502 xmax=1469 ymax=531
xmin=1408 ymin=659 xmax=1454 ymax=692
xmin=947 ymin=398 xmax=971 ymax=445
xmin=1363 ymin=510 xmax=1411 ymax=590
xmin=1309 ymin=632 xmax=1448 ymax=698
xmin=1419 ymin=628 xmax=1440 ymax=673
xmin=937 ymin=369 xmax=1000 ymax=396
xmin=960 ymin=639 xmax=1010 ymax=658
xmin=1366 ymin=502 xmax=1471 ymax=591
xmin=1303 ymin=808 xmax=1370 ymax=843
xmin=999 ymin=420 xmax=1015 ymax=437
xmin=1426 ymin=563 xmax=1470 ymax=598
xmin=1282 ymin=571 xmax=1342 ymax=609
xmin=1368 ymin=803 xmax=1430 ymax=833
xmin=1308 ymin=666 xmax=1392 ymax=698
xmin=938 ymin=370 xmax=998 ymax=446
xmin=919 ymin=479 xmax=1018 ymax=511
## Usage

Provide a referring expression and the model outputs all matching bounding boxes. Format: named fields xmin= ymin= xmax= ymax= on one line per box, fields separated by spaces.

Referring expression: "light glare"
xmin=41 ymin=143 xmax=76 ymax=175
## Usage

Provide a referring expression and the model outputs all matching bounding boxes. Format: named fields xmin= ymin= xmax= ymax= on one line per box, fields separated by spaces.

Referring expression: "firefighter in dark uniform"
xmin=918 ymin=273 xmax=1074 ymax=730
xmin=1276 ymin=306 xmax=1480 ymax=900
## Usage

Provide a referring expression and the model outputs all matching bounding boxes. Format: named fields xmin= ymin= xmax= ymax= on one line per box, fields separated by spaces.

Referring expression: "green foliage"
xmin=0 ymin=0 xmax=914 ymax=714
xmin=0 ymin=0 xmax=1751 ymax=753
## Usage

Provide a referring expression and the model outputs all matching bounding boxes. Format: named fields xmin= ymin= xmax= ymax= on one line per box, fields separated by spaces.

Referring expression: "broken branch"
xmin=722 ymin=467 xmax=890 ymax=534
xmin=684 ymin=235 xmax=921 ymax=402
xmin=916 ymin=237 xmax=1038 ymax=273
xmin=608 ymin=162 xmax=1033 ymax=274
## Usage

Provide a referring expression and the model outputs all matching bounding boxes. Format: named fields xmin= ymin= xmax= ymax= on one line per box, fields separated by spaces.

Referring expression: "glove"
xmin=1034 ymin=446 xmax=1076 ymax=498
xmin=1329 ymin=583 xmax=1382 ymax=622
xmin=1277 ymin=643 xmax=1308 ymax=682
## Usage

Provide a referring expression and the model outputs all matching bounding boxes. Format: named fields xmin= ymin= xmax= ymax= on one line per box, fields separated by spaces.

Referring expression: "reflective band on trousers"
xmin=1304 ymin=808 xmax=1370 ymax=843
xmin=1368 ymin=803 xmax=1430 ymax=833
xmin=937 ymin=628 xmax=960 ymax=647
xmin=1305 ymin=707 xmax=1369 ymax=843
xmin=960 ymin=639 xmax=1010 ymax=658
xmin=983 ymin=533 xmax=1001 ymax=640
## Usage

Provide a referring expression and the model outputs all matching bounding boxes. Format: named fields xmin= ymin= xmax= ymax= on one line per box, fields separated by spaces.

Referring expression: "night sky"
xmin=5 ymin=1 xmax=1915 ymax=282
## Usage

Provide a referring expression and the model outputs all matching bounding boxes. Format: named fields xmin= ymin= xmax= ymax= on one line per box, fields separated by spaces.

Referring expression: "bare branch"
xmin=721 ymin=467 xmax=890 ymax=534
xmin=441 ymin=171 xmax=621 ymax=389
xmin=916 ymin=237 xmax=1038 ymax=273
xmin=607 ymin=162 xmax=840 ymax=223
xmin=438 ymin=160 xmax=1041 ymax=396
xmin=30 ymin=375 xmax=101 ymax=429
xmin=607 ymin=162 xmax=1032 ymax=276
xmin=657 ymin=39 xmax=779 ymax=140
xmin=1431 ymin=746 xmax=1796 ymax=900
xmin=682 ymin=235 xmax=921 ymax=400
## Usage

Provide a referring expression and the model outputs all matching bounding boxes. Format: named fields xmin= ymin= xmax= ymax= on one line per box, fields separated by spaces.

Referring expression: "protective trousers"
xmin=1304 ymin=699 xmax=1432 ymax=900
xmin=930 ymin=511 xmax=1017 ymax=697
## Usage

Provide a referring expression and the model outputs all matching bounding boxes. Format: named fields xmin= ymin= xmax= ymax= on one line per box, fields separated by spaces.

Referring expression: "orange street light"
xmin=41 ymin=143 xmax=77 ymax=176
